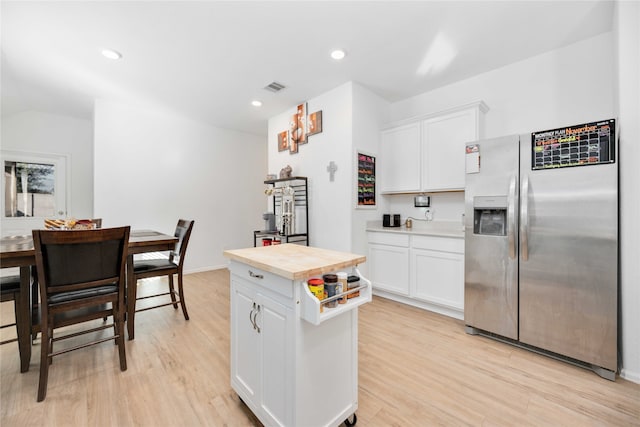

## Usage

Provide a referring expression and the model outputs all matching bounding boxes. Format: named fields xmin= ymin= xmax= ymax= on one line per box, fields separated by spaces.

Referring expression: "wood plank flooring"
xmin=1 ymin=269 xmax=638 ymax=426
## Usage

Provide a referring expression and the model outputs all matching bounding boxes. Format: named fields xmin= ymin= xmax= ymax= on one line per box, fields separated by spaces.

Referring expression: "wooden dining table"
xmin=0 ymin=229 xmax=178 ymax=372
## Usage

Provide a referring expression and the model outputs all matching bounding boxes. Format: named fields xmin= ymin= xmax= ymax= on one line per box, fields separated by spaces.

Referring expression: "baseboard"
xmin=372 ymin=289 xmax=464 ymax=320
xmin=620 ymin=368 xmax=640 ymax=384
xmin=184 ymin=264 xmax=228 ymax=275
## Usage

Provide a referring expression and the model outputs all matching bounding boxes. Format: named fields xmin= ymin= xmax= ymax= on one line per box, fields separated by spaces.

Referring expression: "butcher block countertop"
xmin=223 ymin=243 xmax=366 ymax=280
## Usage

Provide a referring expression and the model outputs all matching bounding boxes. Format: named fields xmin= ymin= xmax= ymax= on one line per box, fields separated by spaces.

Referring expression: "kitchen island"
xmin=223 ymin=244 xmax=370 ymax=427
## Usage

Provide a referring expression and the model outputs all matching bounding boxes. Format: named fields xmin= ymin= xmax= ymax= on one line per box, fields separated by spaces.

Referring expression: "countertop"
xmin=223 ymin=243 xmax=366 ymax=280
xmin=366 ymin=220 xmax=464 ymax=238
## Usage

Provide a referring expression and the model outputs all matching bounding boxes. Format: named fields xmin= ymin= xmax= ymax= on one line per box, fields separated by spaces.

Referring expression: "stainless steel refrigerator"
xmin=464 ymin=119 xmax=618 ymax=380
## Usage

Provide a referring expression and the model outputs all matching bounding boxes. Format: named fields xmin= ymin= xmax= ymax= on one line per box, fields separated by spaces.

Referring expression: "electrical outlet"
xmin=424 ymin=208 xmax=434 ymax=221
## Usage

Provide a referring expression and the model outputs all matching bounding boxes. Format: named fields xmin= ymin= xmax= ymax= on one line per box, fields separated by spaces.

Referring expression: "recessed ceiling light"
xmin=101 ymin=49 xmax=122 ymax=60
xmin=251 ymin=100 xmax=262 ymax=107
xmin=330 ymin=49 xmax=346 ymax=60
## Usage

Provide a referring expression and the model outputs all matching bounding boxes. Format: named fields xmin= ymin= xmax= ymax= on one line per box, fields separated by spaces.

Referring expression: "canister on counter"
xmin=322 ymin=274 xmax=339 ymax=308
xmin=337 ymin=272 xmax=348 ymax=304
xmin=347 ymin=275 xmax=360 ymax=298
xmin=307 ymin=278 xmax=324 ymax=300
xmin=308 ymin=277 xmax=325 ymax=313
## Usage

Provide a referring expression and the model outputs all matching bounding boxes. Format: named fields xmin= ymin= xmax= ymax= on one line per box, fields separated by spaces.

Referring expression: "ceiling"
xmin=1 ymin=1 xmax=614 ymax=136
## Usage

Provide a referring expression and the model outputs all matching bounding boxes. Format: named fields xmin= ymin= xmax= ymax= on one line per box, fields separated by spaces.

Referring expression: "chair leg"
xmin=128 ymin=277 xmax=137 ymax=341
xmin=168 ymin=274 xmax=178 ymax=309
xmin=115 ymin=305 xmax=127 ymax=371
xmin=177 ymin=273 xmax=189 ymax=321
xmin=37 ymin=323 xmax=51 ymax=402
xmin=14 ymin=292 xmax=30 ymax=373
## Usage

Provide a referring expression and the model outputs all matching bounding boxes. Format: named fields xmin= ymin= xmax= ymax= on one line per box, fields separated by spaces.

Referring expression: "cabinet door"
xmin=368 ymin=243 xmax=410 ymax=295
xmin=411 ymin=248 xmax=464 ymax=310
xmin=256 ymin=293 xmax=292 ymax=427
xmin=380 ymin=122 xmax=421 ymax=193
xmin=230 ymin=279 xmax=260 ymax=402
xmin=422 ymin=108 xmax=478 ymax=191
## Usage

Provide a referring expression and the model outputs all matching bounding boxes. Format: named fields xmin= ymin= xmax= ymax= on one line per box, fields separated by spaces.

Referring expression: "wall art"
xmin=356 ymin=151 xmax=376 ymax=208
xmin=277 ymin=102 xmax=322 ymax=155
xmin=278 ymin=130 xmax=289 ymax=152
xmin=307 ymin=111 xmax=323 ymax=136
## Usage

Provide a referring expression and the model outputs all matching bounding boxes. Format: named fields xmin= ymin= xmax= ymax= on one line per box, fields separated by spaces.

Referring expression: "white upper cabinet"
xmin=422 ymin=107 xmax=483 ymax=191
xmin=379 ymin=122 xmax=421 ymax=193
xmin=380 ymin=101 xmax=488 ymax=193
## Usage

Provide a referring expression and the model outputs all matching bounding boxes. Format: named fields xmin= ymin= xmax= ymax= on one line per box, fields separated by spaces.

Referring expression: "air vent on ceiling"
xmin=264 ymin=81 xmax=286 ymax=93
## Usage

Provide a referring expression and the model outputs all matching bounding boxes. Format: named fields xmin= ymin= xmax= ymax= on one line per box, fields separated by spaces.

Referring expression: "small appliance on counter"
xmin=262 ymin=212 xmax=276 ymax=232
xmin=383 ymin=214 xmax=401 ymax=227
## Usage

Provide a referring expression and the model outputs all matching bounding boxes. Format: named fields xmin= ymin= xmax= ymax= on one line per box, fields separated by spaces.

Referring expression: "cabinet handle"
xmin=253 ymin=304 xmax=261 ymax=333
xmin=249 ymin=270 xmax=264 ymax=279
xmin=520 ymin=175 xmax=530 ymax=261
xmin=249 ymin=302 xmax=257 ymax=330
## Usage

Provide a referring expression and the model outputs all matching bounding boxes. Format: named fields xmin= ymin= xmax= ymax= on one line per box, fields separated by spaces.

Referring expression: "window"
xmin=4 ymin=161 xmax=56 ymax=217
xmin=1 ymin=150 xmax=67 ymax=224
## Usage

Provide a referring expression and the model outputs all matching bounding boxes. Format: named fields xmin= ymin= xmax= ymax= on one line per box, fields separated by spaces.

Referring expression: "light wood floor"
xmin=1 ymin=269 xmax=638 ymax=426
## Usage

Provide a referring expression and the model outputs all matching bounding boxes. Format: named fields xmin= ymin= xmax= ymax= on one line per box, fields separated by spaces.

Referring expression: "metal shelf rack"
xmin=253 ymin=176 xmax=308 ymax=247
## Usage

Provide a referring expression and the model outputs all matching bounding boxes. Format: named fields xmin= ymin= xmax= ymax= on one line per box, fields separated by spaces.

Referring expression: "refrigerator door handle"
xmin=521 ymin=174 xmax=530 ymax=261
xmin=508 ymin=174 xmax=518 ymax=260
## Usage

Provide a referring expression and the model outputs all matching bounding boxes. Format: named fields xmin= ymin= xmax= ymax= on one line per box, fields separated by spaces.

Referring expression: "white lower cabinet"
xmin=410 ymin=236 xmax=464 ymax=312
xmin=231 ymin=277 xmax=292 ymax=427
xmin=367 ymin=232 xmax=410 ymax=296
xmin=368 ymin=231 xmax=464 ymax=319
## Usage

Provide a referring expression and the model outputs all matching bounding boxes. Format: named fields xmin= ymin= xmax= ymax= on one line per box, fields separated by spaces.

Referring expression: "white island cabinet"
xmin=223 ymin=244 xmax=371 ymax=427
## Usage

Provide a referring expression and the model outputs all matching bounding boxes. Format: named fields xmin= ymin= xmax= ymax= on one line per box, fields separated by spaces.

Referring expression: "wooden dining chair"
xmin=129 ymin=220 xmax=194 ymax=336
xmin=0 ymin=275 xmax=30 ymax=364
xmin=32 ymin=226 xmax=130 ymax=402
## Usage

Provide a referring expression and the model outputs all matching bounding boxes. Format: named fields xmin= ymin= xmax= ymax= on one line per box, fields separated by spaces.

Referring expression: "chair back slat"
xmin=46 ymin=276 xmax=120 ymax=294
xmin=170 ymin=219 xmax=194 ymax=266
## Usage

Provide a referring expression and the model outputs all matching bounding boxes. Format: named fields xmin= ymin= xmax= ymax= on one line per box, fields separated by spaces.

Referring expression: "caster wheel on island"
xmin=344 ymin=413 xmax=357 ymax=426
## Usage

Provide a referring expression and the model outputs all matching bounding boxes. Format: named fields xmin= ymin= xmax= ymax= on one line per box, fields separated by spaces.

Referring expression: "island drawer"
xmin=229 ymin=261 xmax=293 ymax=298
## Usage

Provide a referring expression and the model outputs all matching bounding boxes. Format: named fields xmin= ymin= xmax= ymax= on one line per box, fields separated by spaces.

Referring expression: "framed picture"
xmin=291 ymin=103 xmax=307 ymax=145
xmin=278 ymin=131 xmax=289 ymax=152
xmin=289 ymin=138 xmax=299 ymax=154
xmin=356 ymin=150 xmax=376 ymax=208
xmin=289 ymin=104 xmax=307 ymax=146
xmin=307 ymin=111 xmax=323 ymax=136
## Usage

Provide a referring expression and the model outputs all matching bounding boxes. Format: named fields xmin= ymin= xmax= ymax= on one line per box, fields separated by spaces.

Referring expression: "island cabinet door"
xmin=256 ymin=293 xmax=293 ymax=427
xmin=230 ymin=276 xmax=294 ymax=427
xmin=230 ymin=279 xmax=260 ymax=403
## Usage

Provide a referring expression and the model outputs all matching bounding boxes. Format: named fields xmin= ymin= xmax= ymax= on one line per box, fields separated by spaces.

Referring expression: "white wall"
xmin=93 ymin=99 xmax=266 ymax=272
xmin=386 ymin=32 xmax=615 ymax=224
xmin=391 ymin=33 xmax=614 ymax=136
xmin=614 ymin=0 xmax=640 ymax=383
xmin=267 ymin=83 xmax=353 ymax=252
xmin=350 ymin=83 xmax=390 ymax=275
xmin=0 ymin=110 xmax=94 ymax=236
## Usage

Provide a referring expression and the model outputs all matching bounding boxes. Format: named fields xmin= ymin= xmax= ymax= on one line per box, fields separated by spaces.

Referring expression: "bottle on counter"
xmin=322 ymin=274 xmax=339 ymax=308
xmin=347 ymin=275 xmax=360 ymax=298
xmin=308 ymin=277 xmax=325 ymax=313
xmin=337 ymin=272 xmax=348 ymax=304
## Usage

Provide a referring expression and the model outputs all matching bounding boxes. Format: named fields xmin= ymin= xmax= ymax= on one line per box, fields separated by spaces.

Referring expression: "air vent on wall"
xmin=264 ymin=81 xmax=286 ymax=93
